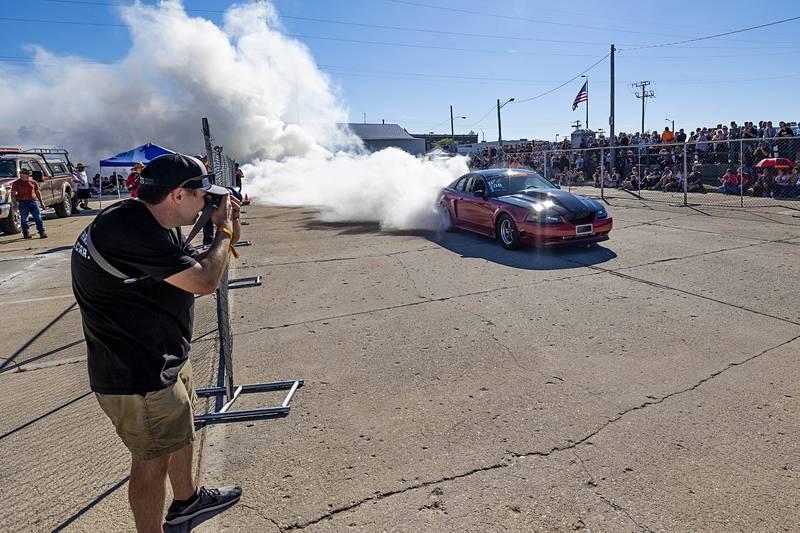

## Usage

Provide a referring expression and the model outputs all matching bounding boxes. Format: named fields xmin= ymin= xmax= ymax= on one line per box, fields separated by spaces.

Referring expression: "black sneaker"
xmin=164 ymin=485 xmax=242 ymax=526
xmin=39 ymin=233 xmax=48 ymax=239
xmin=23 ymin=234 xmax=32 ymax=240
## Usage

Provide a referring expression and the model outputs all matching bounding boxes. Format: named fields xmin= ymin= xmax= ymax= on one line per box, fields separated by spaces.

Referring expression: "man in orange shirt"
xmin=11 ymin=168 xmax=47 ymax=239
xmin=661 ymin=127 xmax=676 ymax=144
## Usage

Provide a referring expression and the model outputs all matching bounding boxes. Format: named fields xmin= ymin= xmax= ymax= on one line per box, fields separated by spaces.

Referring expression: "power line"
xmin=621 ymin=14 xmax=800 ymax=51
xmin=514 ymin=53 xmax=610 ymax=104
xmin=23 ymin=3 xmax=800 ymax=50
xmin=286 ymin=34 xmax=599 ymax=57
xmin=384 ymin=0 xmax=697 ymax=38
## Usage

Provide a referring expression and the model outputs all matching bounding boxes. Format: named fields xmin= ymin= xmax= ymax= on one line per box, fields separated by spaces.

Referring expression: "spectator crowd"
xmin=468 ymin=120 xmax=800 ymax=198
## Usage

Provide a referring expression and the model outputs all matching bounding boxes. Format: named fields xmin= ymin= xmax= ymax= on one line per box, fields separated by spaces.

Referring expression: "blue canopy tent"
xmin=98 ymin=143 xmax=175 ymax=204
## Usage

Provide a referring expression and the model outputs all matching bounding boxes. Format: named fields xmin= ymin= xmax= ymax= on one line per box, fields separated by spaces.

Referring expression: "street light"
xmin=449 ymin=105 xmax=467 ymax=136
xmin=497 ymin=97 xmax=514 ymax=147
xmin=665 ymin=117 xmax=675 ymax=133
xmin=478 ymin=128 xmax=485 ymax=143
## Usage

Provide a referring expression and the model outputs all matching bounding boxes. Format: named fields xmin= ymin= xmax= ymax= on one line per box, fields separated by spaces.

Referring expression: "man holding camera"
xmin=71 ymin=153 xmax=242 ymax=532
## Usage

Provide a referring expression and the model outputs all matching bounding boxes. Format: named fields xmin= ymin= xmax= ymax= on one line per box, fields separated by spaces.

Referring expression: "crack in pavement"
xmin=280 ymin=333 xmax=800 ymax=530
xmin=456 ymin=304 xmax=525 ymax=370
xmin=239 ymin=503 xmax=284 ymax=532
xmin=393 ymin=254 xmax=426 ymax=300
xmin=259 ymin=246 xmax=440 ymax=268
xmin=590 ymin=267 xmax=800 ymax=327
xmin=572 ymin=449 xmax=652 ymax=532
xmin=233 ymin=269 xmax=603 ymax=338
xmin=606 ymin=235 xmax=798 ymax=274
xmin=596 ymin=494 xmax=654 ymax=532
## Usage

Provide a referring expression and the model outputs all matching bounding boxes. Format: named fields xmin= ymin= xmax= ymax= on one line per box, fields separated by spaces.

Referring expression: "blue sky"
xmin=4 ymin=0 xmax=800 ymax=142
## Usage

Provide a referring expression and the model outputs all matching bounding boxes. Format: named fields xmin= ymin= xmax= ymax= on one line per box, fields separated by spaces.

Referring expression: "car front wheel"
xmin=496 ymin=213 xmax=521 ymax=250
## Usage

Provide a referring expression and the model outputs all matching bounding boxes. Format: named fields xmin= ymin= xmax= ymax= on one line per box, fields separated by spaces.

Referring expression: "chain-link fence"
xmin=541 ymin=137 xmax=800 ymax=208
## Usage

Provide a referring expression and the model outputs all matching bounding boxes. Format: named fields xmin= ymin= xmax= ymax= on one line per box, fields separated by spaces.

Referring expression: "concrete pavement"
xmin=0 ymin=196 xmax=798 ymax=531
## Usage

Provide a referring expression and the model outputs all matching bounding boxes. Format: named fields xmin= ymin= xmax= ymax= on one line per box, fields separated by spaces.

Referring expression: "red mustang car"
xmin=438 ymin=168 xmax=613 ymax=249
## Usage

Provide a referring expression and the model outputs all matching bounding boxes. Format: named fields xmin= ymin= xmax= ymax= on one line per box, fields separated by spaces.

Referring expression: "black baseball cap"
xmin=139 ymin=153 xmax=228 ymax=195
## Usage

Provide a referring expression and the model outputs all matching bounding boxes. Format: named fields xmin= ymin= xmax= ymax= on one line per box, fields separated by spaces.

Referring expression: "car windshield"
xmin=0 ymin=160 xmax=16 ymax=178
xmin=485 ymin=172 xmax=555 ymax=197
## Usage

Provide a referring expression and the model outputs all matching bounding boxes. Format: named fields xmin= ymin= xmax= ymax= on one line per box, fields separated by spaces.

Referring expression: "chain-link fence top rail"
xmin=467 ymin=137 xmax=800 ymax=209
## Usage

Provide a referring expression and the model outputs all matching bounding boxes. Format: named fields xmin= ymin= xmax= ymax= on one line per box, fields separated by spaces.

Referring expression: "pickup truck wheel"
xmin=54 ymin=191 xmax=72 ymax=218
xmin=0 ymin=208 xmax=22 ymax=235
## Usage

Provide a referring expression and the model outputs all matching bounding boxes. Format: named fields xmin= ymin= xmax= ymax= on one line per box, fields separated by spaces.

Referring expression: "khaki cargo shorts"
xmin=95 ymin=360 xmax=197 ymax=461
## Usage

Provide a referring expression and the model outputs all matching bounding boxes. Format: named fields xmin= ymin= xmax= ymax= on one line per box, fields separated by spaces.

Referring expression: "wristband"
xmin=215 ymin=226 xmax=240 ymax=258
xmin=216 ymin=226 xmax=234 ymax=240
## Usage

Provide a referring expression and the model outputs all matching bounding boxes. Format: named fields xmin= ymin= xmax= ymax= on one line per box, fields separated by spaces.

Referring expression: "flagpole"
xmin=581 ymin=75 xmax=589 ymax=131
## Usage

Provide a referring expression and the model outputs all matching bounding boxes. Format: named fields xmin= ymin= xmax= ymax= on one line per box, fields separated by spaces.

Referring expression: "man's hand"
xmin=210 ymin=194 xmax=233 ymax=230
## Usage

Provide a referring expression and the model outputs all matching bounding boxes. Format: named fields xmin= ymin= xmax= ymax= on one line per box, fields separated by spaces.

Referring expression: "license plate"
xmin=576 ymin=224 xmax=593 ymax=235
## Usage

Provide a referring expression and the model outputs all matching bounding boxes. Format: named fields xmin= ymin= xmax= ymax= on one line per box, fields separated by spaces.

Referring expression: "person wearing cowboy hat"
xmin=126 ymin=162 xmax=145 ymax=199
xmin=72 ymin=162 xmax=91 ymax=210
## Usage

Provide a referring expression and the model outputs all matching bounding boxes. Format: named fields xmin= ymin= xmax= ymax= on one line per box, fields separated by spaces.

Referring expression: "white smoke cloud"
xmin=0 ymin=0 xmax=468 ymax=229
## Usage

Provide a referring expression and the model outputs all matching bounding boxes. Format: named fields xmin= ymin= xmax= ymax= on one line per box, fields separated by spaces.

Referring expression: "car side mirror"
xmin=32 ymin=170 xmax=43 ymax=182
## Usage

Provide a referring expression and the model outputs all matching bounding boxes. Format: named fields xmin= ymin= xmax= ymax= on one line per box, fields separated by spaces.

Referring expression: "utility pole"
xmin=632 ymin=80 xmax=655 ymax=135
xmin=609 ymin=44 xmax=616 ymax=175
xmin=497 ymin=97 xmax=515 ymax=147
xmin=497 ymin=99 xmax=502 ymax=146
xmin=450 ymin=105 xmax=454 ymax=136
xmin=571 ymin=120 xmax=582 ymax=131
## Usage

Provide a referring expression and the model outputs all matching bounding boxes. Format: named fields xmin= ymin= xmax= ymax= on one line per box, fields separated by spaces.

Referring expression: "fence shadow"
xmin=0 ymin=302 xmax=78 ymax=372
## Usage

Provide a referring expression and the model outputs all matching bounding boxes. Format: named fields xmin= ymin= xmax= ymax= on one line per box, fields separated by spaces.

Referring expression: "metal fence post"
xmin=683 ymin=142 xmax=688 ymax=206
xmin=600 ymin=148 xmax=605 ymax=200
xmin=739 ymin=138 xmax=744 ymax=207
xmin=543 ymin=149 xmax=548 ymax=181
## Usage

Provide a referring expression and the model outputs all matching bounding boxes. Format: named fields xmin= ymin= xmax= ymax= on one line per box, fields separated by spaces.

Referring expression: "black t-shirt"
xmin=71 ymin=200 xmax=198 ymax=395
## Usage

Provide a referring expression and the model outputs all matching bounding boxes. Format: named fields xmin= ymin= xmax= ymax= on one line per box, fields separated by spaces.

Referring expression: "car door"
xmin=458 ymin=177 xmax=495 ymax=234
xmin=447 ymin=175 xmax=471 ymax=228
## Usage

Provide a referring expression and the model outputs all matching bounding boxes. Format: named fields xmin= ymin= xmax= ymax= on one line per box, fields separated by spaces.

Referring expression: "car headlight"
xmin=595 ymin=208 xmax=608 ymax=219
xmin=526 ymin=211 xmax=562 ymax=223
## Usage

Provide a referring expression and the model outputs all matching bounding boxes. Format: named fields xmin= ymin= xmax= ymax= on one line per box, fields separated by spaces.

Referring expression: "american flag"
xmin=572 ymin=81 xmax=588 ymax=111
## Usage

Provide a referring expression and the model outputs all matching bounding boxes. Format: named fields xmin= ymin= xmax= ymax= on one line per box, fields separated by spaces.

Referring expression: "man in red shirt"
xmin=11 ymin=168 xmax=47 ymax=239
xmin=126 ymin=162 xmax=144 ymax=198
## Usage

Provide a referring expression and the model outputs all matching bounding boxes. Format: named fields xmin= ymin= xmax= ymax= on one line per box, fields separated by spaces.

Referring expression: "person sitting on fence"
xmin=686 ymin=165 xmax=705 ymax=192
xmin=719 ymin=168 xmax=740 ymax=194
xmin=70 ymin=153 xmax=244 ymax=532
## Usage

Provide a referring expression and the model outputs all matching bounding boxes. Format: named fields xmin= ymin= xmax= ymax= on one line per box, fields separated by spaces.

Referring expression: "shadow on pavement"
xmin=428 ymin=230 xmax=617 ymax=270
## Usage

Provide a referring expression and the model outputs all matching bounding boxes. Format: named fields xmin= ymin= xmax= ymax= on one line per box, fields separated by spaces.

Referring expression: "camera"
xmin=206 ymin=186 xmax=241 ymax=209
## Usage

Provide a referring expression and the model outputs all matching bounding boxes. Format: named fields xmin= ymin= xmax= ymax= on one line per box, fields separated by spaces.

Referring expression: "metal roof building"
xmin=344 ymin=123 xmax=426 ymax=156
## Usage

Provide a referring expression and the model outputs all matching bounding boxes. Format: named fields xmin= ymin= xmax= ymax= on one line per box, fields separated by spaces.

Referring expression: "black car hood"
xmin=497 ymin=189 xmax=602 ymax=216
